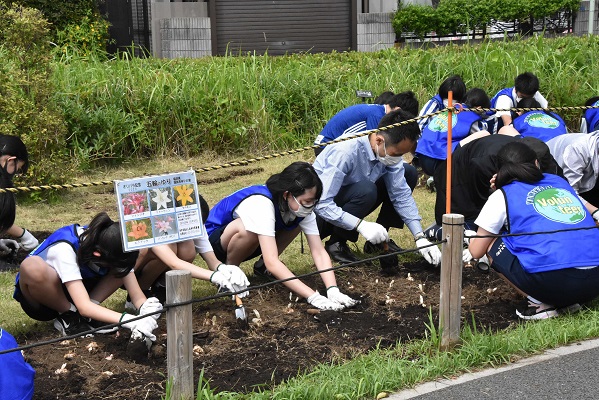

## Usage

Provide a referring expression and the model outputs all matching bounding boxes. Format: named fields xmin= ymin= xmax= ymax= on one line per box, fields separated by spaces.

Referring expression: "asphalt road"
xmin=390 ymin=338 xmax=599 ymax=400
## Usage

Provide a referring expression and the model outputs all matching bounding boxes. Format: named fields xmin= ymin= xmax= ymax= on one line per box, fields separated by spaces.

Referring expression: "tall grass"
xmin=52 ymin=35 xmax=599 ymax=168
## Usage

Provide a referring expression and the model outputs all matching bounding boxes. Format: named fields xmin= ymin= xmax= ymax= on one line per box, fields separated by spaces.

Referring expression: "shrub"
xmin=0 ymin=2 xmax=71 ymax=187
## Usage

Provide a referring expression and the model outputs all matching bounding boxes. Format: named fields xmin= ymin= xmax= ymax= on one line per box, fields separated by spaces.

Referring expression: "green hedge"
xmin=393 ymin=0 xmax=581 ymax=38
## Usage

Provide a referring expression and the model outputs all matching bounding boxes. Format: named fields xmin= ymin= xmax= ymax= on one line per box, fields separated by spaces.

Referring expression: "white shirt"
xmin=494 ymin=89 xmax=548 ymax=117
xmin=547 ymin=132 xmax=599 ymax=194
xmin=474 ymin=190 xmax=507 ymax=234
xmin=43 ymin=226 xmax=86 ymax=283
xmin=234 ymin=195 xmax=319 ymax=237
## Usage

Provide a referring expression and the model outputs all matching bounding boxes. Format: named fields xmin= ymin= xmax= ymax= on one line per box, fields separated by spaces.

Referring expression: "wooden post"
xmin=439 ymin=213 xmax=464 ymax=350
xmin=166 ymin=270 xmax=193 ymax=399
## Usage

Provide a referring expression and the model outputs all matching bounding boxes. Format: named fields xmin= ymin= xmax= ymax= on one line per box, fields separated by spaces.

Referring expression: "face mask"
xmin=0 ymin=158 xmax=16 ymax=188
xmin=290 ymin=195 xmax=314 ymax=218
xmin=375 ymin=143 xmax=403 ymax=166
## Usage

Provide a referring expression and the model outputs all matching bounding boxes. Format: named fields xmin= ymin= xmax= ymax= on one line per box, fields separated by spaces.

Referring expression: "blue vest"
xmin=416 ymin=106 xmax=482 ymax=160
xmin=0 ymin=329 xmax=35 ymax=400
xmin=512 ymin=110 xmax=567 ymax=142
xmin=15 ymin=225 xmax=108 ymax=291
xmin=501 ymin=174 xmax=599 ymax=273
xmin=315 ymin=104 xmax=386 ymax=144
xmin=429 ymin=94 xmax=444 ymax=110
xmin=490 ymin=87 xmax=516 ymax=133
xmin=205 ymin=185 xmax=304 ymax=235
xmin=584 ymin=100 xmax=599 ymax=133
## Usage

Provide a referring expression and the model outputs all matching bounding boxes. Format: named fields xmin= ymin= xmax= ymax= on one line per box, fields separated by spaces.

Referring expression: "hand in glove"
xmin=139 ymin=297 xmax=163 ymax=320
xmin=593 ymin=209 xmax=599 ymax=224
xmin=416 ymin=237 xmax=442 ymax=266
xmin=217 ymin=264 xmax=250 ymax=296
xmin=463 ymin=229 xmax=477 ymax=246
xmin=121 ymin=313 xmax=158 ymax=341
xmin=307 ymin=292 xmax=344 ymax=311
xmin=356 ymin=220 xmax=389 ymax=244
xmin=18 ymin=229 xmax=39 ymax=252
xmin=0 ymin=239 xmax=19 ymax=256
xmin=327 ymin=286 xmax=360 ymax=308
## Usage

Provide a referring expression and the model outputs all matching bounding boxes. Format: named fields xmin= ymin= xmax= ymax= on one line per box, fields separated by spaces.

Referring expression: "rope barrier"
xmin=3 ymin=103 xmax=597 ymax=195
xmin=0 ymin=239 xmax=444 ymax=355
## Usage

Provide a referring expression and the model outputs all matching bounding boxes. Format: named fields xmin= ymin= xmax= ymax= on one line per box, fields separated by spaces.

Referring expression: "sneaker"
xmin=325 ymin=241 xmax=361 ymax=264
xmin=426 ymin=176 xmax=436 ymax=193
xmin=363 ymin=239 xmax=402 ymax=254
xmin=516 ymin=300 xmax=558 ymax=320
xmin=87 ymin=318 xmax=119 ymax=334
xmin=53 ymin=310 xmax=93 ymax=336
xmin=253 ymin=257 xmax=276 ymax=281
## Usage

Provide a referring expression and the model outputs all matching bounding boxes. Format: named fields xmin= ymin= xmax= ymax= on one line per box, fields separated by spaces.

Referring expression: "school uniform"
xmin=490 ymin=87 xmax=548 ymax=133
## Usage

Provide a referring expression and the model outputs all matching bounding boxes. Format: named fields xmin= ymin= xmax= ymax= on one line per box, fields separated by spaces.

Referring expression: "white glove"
xmin=463 ymin=230 xmax=477 ymax=246
xmin=210 ymin=270 xmax=250 ymax=297
xmin=463 ymin=248 xmax=474 ymax=263
xmin=217 ymin=264 xmax=250 ymax=296
xmin=356 ymin=220 xmax=389 ymax=244
xmin=18 ymin=229 xmax=39 ymax=252
xmin=327 ymin=286 xmax=360 ymax=308
xmin=416 ymin=237 xmax=442 ymax=266
xmin=0 ymin=239 xmax=18 ymax=256
xmin=139 ymin=297 xmax=163 ymax=320
xmin=307 ymin=292 xmax=344 ymax=311
xmin=593 ymin=210 xmax=599 ymax=223
xmin=121 ymin=313 xmax=158 ymax=341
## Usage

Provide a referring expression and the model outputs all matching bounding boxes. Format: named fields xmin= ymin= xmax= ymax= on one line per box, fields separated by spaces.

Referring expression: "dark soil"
xmin=7 ymin=233 xmax=522 ymax=400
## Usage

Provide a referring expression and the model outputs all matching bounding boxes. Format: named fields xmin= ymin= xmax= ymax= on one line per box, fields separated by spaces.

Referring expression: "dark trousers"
xmin=317 ymin=163 xmax=417 ymax=244
xmin=580 ymin=183 xmax=599 ymax=210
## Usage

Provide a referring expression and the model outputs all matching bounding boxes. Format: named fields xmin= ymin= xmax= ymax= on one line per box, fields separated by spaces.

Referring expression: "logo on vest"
xmin=428 ymin=110 xmax=458 ymax=132
xmin=529 ymin=187 xmax=585 ymax=224
xmin=524 ymin=112 xmax=559 ymax=129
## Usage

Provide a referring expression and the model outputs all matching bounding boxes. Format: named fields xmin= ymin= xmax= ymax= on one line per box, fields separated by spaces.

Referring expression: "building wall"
xmin=160 ymin=17 xmax=212 ymax=58
xmin=574 ymin=0 xmax=599 ymax=35
xmin=357 ymin=13 xmax=396 ymax=52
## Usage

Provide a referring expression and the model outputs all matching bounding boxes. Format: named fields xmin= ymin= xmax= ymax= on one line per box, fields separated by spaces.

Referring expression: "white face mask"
xmin=376 ymin=142 xmax=402 ymax=166
xmin=290 ymin=195 xmax=314 ymax=218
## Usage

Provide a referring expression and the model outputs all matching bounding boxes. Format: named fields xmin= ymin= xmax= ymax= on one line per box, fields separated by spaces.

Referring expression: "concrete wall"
xmin=151 ymin=1 xmax=209 ymax=58
xmin=574 ymin=0 xmax=599 ymax=35
xmin=357 ymin=12 xmax=396 ymax=52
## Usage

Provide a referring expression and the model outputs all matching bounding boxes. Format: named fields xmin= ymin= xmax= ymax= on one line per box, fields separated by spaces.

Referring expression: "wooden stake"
xmin=440 ymin=213 xmax=464 ymax=350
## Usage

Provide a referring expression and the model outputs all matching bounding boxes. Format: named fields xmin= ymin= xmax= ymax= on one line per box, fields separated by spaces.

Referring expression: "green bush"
xmin=54 ymin=10 xmax=111 ymax=59
xmin=0 ymin=2 xmax=71 ymax=187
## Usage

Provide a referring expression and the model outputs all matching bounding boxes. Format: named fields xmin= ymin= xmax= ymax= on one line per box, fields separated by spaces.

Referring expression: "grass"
xmin=5 ymin=150 xmax=599 ymax=399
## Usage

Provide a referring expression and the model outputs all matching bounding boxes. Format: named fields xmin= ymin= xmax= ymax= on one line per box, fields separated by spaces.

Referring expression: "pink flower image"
xmin=121 ymin=192 xmax=148 ymax=215
xmin=154 ymin=215 xmax=174 ymax=235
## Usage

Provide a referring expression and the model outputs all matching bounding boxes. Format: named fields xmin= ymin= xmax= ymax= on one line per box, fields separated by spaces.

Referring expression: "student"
xmin=469 ymin=141 xmax=599 ymax=319
xmin=133 ymin=195 xmax=249 ymax=305
xmin=510 ymin=97 xmax=567 ymax=142
xmin=415 ymin=88 xmax=490 ymax=176
xmin=205 ymin=161 xmax=358 ymax=311
xmin=13 ymin=212 xmax=161 ymax=341
xmin=314 ymin=91 xmax=420 ymax=157
xmin=0 ymin=135 xmax=38 ymax=252
xmin=547 ymin=131 xmax=599 ymax=211
xmin=580 ymin=96 xmax=599 ymax=133
xmin=490 ymin=72 xmax=548 ymax=134
xmin=417 ymin=75 xmax=467 ymax=132
xmin=313 ymin=109 xmax=442 ymax=269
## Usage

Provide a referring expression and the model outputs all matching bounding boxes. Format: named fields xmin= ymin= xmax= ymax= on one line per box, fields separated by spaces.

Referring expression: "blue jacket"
xmin=490 ymin=87 xmax=516 ymax=133
xmin=583 ymin=99 xmax=599 ymax=133
xmin=501 ymin=174 xmax=599 ymax=273
xmin=205 ymin=185 xmax=304 ymax=235
xmin=513 ymin=110 xmax=567 ymax=142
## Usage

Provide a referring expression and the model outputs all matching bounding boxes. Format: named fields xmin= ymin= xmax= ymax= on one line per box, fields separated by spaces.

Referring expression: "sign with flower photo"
xmin=115 ymin=170 xmax=205 ymax=251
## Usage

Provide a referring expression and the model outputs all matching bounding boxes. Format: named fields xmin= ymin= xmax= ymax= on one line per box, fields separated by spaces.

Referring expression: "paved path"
xmin=390 ymin=338 xmax=599 ymax=399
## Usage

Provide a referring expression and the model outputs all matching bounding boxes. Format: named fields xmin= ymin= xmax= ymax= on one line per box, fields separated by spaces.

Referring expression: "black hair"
xmin=520 ymin=137 xmax=564 ymax=177
xmin=517 ymin=96 xmax=542 ymax=109
xmin=495 ymin=141 xmax=543 ymax=189
xmin=266 ymin=161 xmax=323 ymax=211
xmin=373 ymin=91 xmax=395 ymax=105
xmin=199 ymin=194 xmax=210 ymax=224
xmin=438 ymin=75 xmax=467 ymax=103
xmin=0 ymin=192 xmax=16 ymax=233
xmin=0 ymin=135 xmax=29 ymax=174
xmin=514 ymin=72 xmax=540 ymax=96
xmin=388 ymin=91 xmax=419 ymax=116
xmin=464 ymin=88 xmax=490 ymax=109
xmin=77 ymin=212 xmax=139 ymax=278
xmin=377 ymin=109 xmax=420 ymax=145
xmin=584 ymin=96 xmax=599 ymax=107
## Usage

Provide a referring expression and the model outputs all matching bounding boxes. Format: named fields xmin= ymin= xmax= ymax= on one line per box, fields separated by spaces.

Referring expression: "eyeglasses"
xmin=292 ymin=194 xmax=317 ymax=209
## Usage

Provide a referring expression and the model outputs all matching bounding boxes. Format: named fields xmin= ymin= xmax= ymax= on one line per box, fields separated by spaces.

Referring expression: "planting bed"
xmin=6 ymin=236 xmax=523 ymax=400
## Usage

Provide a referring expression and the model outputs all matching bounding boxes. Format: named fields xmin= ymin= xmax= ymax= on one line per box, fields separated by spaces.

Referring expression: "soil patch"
xmin=8 ymin=233 xmax=522 ymax=399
